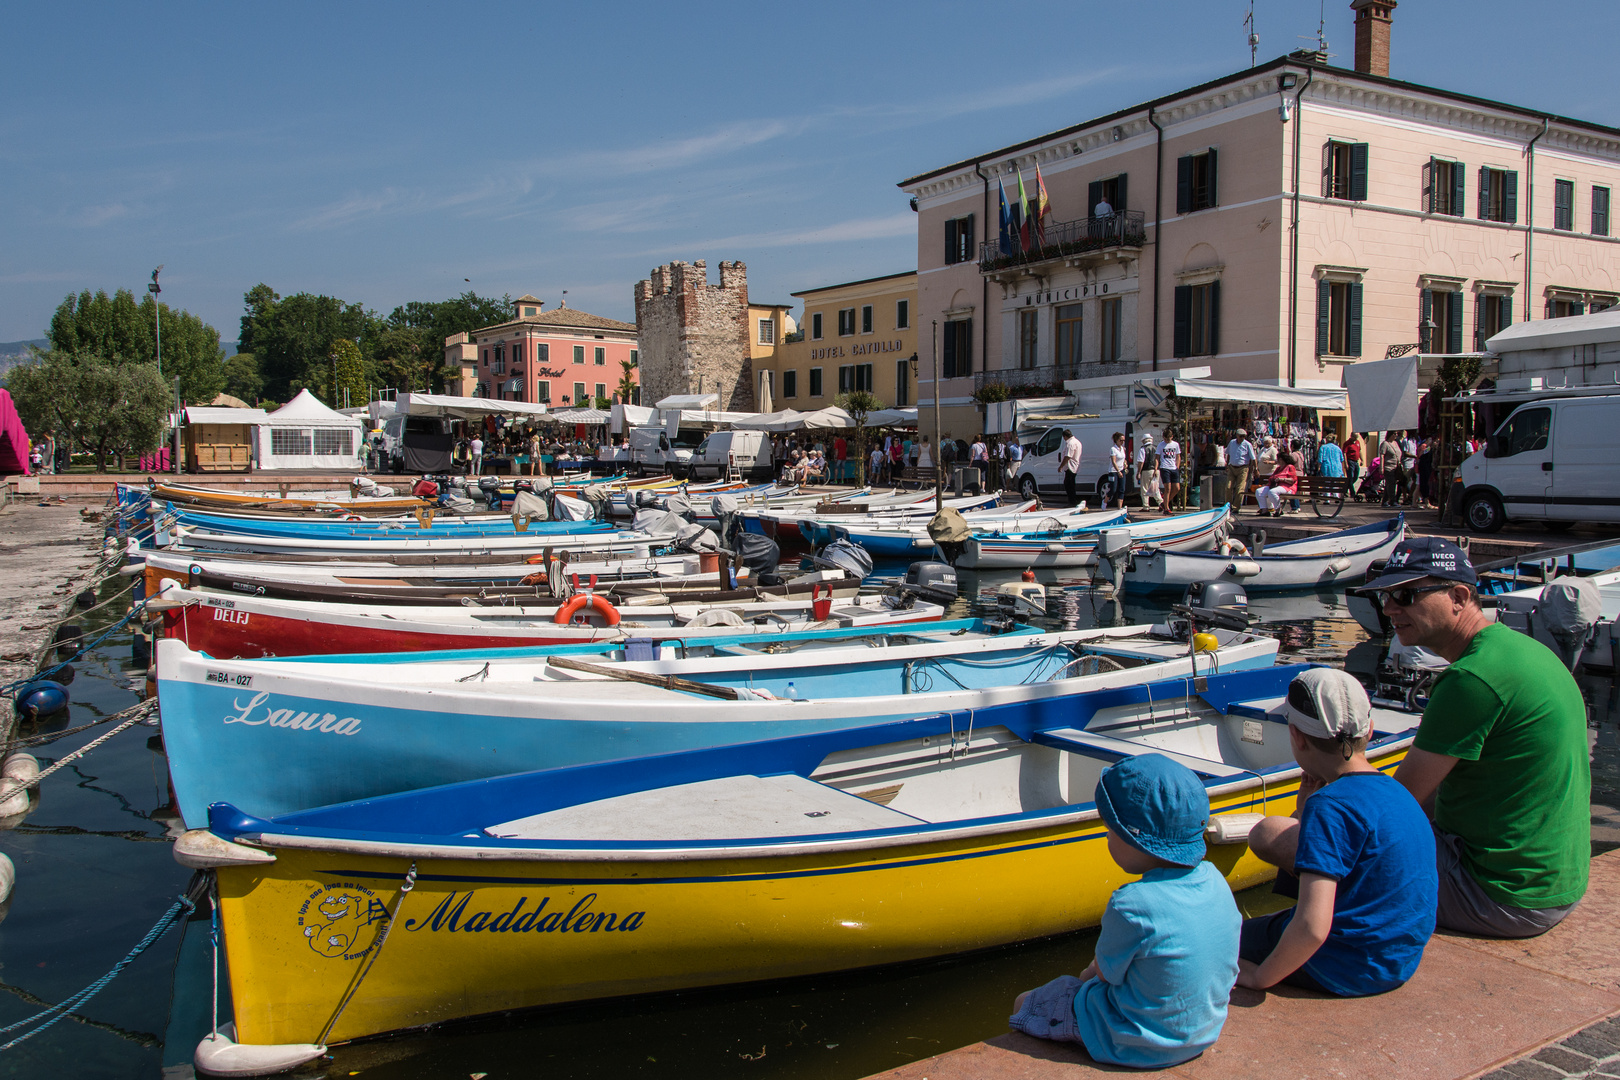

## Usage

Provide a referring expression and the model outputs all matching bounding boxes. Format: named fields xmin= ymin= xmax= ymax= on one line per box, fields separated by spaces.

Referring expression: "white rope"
xmin=0 ymin=699 xmax=156 ymax=802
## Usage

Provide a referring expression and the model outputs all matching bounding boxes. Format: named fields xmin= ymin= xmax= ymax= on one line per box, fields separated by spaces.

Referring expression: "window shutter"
xmin=1176 ymin=155 xmax=1193 ymax=214
xmin=1554 ymin=180 xmax=1571 ymax=229
xmin=1473 ymin=290 xmax=1484 ymax=351
xmin=1208 ymin=280 xmax=1220 ymax=356
xmin=960 ymin=319 xmax=973 ymax=375
xmin=1173 ymin=285 xmax=1192 ymax=358
xmin=1451 ymin=161 xmax=1466 ymax=217
xmin=1420 ymin=290 xmax=1433 ymax=350
xmin=1573 ymin=301 xmax=1586 ymax=316
xmin=1316 ymin=279 xmax=1332 ymax=355
xmin=1348 ymin=283 xmax=1364 ymax=356
xmin=1115 ymin=174 xmax=1127 ymax=212
xmin=1503 ymin=171 xmax=1519 ymax=223
xmin=1422 ymin=158 xmax=1434 ymax=213
xmin=1478 ymin=168 xmax=1491 ymax=219
xmin=1088 ymin=180 xmax=1103 ymax=216
xmin=1498 ymin=294 xmax=1512 ymax=330
xmin=1449 ymin=291 xmax=1464 ymax=354
xmin=1205 ymin=148 xmax=1217 ymax=207
xmin=1349 ymin=143 xmax=1369 ymax=201
xmin=944 ymin=219 xmax=958 ymax=265
xmin=942 ymin=322 xmax=957 ymax=378
xmin=964 ymin=214 xmax=975 ymax=254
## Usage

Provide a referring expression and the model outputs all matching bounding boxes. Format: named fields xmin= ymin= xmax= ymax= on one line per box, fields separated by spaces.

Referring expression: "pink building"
xmin=447 ymin=295 xmax=640 ymax=407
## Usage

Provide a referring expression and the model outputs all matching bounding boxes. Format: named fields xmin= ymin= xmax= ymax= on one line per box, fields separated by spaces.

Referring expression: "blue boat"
xmin=153 ymin=618 xmax=1280 ymax=828
xmin=167 ymin=505 xmax=614 ymax=540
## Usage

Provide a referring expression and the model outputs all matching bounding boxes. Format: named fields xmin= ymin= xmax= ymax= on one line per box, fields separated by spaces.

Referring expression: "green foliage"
xmin=7 ymin=349 xmax=170 ymax=471
xmin=237 ymin=285 xmax=371 ymax=402
xmin=48 ymin=288 xmax=225 ymax=404
xmin=617 ymin=357 xmax=639 ymax=403
xmin=1435 ymin=356 xmax=1483 ymax=395
xmin=222 ymin=352 xmax=263 ymax=404
xmin=328 ymin=338 xmax=366 ymax=409
xmin=593 ymin=396 xmax=612 ymax=410
xmin=834 ymin=390 xmax=886 ymax=485
xmin=972 ymin=382 xmax=1011 ymax=404
xmin=380 ymin=291 xmax=512 ymax=393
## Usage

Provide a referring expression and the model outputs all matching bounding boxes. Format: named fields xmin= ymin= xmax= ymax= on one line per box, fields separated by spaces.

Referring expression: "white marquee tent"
xmin=255 ymin=389 xmax=366 ymax=470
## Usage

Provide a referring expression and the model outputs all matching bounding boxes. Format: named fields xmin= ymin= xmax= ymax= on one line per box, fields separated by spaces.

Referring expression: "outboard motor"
xmin=710 ymin=494 xmax=741 ymax=549
xmin=809 ymin=539 xmax=874 ymax=583
xmin=477 ymin=475 xmax=502 ymax=510
xmin=663 ymin=494 xmax=696 ymax=523
xmin=901 ymin=561 xmax=959 ymax=605
xmin=927 ymin=507 xmax=972 ymax=565
xmin=1346 ymin=559 xmax=1394 ymax=637
xmin=1182 ymin=579 xmax=1251 ymax=632
xmin=1529 ymin=577 xmax=1604 ymax=671
xmin=735 ymin=532 xmax=782 ymax=586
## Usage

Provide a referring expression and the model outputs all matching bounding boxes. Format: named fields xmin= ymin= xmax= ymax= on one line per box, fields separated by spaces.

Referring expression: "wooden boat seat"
xmin=1032 ymin=727 xmax=1252 ymax=779
xmin=1225 ymin=696 xmax=1289 ymax=723
xmin=484 ymin=773 xmax=927 ymax=842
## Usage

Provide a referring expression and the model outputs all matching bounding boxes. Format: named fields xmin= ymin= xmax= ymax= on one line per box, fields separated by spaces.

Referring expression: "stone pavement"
xmin=863 ymin=846 xmax=1620 ymax=1080
xmin=0 ymin=501 xmax=111 ymax=690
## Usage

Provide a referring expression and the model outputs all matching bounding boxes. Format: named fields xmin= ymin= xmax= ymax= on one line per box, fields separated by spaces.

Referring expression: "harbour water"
xmin=2 ymin=560 xmax=1616 ymax=1080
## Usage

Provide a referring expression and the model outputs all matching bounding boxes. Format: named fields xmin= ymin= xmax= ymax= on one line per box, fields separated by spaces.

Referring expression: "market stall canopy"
xmin=397 ymin=392 xmax=551 ymax=421
xmin=1169 ymin=378 xmax=1347 ymax=410
xmin=269 ymin=389 xmax=364 ymax=426
xmin=183 ymin=406 xmax=271 ymax=425
xmin=654 ymin=393 xmax=720 ymax=411
xmin=862 ymin=407 xmax=918 ymax=428
xmin=547 ymin=408 xmax=610 ymax=424
xmin=1486 ymin=307 xmax=1620 ymax=353
xmin=731 ymin=409 xmax=808 ymax=432
xmin=798 ymin=406 xmax=859 ymax=430
xmin=257 ymin=389 xmax=365 ymax=470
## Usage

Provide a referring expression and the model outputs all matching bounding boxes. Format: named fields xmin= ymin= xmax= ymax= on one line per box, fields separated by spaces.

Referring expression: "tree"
xmin=380 ymin=291 xmax=511 ymax=392
xmin=328 ymin=338 xmax=366 ymax=408
xmin=617 ymin=357 xmax=639 ymax=404
xmin=222 ymin=352 xmax=263 ymax=404
xmin=835 ymin=390 xmax=885 ymax=486
xmin=7 ymin=349 xmax=169 ymax=471
xmin=237 ymin=285 xmax=372 ymax=402
xmin=48 ymin=288 xmax=226 ymax=404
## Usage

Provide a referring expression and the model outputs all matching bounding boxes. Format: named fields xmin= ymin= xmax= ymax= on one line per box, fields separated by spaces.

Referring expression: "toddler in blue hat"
xmin=1010 ymin=754 xmax=1240 ymax=1068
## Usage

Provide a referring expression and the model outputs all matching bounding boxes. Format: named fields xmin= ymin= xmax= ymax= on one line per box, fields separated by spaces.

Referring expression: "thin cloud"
xmin=76 ymin=203 xmax=130 ymax=227
xmin=639 ymin=212 xmax=916 ymax=257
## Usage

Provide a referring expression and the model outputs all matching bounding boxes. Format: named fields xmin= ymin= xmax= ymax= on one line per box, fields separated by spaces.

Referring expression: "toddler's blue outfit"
xmin=1010 ymin=755 xmax=1240 ymax=1068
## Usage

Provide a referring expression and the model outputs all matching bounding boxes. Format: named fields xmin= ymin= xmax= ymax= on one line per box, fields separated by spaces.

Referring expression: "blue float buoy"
xmin=14 ymin=681 xmax=69 ymax=720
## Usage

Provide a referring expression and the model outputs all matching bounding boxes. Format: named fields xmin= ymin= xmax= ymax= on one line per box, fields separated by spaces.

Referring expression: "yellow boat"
xmin=180 ymin=663 xmax=1419 ymax=1073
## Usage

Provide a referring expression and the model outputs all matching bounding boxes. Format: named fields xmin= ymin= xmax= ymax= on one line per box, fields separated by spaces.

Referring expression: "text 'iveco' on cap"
xmin=1357 ymin=535 xmax=1477 ymax=594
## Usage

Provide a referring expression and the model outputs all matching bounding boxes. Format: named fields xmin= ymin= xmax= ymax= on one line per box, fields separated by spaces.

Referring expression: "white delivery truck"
xmin=626 ymin=425 xmax=695 ymax=477
xmin=1011 ymin=415 xmax=1164 ymax=503
xmin=687 ymin=430 xmax=773 ymax=481
xmin=1458 ymin=385 xmax=1620 ymax=532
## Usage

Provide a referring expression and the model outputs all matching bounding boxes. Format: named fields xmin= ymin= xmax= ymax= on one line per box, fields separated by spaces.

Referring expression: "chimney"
xmin=1351 ymin=0 xmax=1395 ymax=78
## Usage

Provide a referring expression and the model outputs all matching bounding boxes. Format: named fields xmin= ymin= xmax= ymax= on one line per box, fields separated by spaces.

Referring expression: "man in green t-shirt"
xmin=1359 ymin=537 xmax=1589 ymax=938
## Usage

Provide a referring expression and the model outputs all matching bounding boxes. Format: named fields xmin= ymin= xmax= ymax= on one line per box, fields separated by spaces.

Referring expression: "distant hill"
xmin=0 ymin=340 xmax=46 ymax=379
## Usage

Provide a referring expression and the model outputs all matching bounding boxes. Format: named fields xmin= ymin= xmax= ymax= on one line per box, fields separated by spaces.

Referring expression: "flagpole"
xmin=931 ymin=319 xmax=943 ymax=512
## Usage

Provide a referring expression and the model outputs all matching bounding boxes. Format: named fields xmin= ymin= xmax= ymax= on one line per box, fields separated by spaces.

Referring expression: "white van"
xmin=1012 ymin=418 xmax=1164 ymax=503
xmin=688 ymin=430 xmax=773 ymax=481
xmin=1459 ymin=390 xmax=1620 ymax=532
xmin=626 ymin=425 xmax=694 ymax=477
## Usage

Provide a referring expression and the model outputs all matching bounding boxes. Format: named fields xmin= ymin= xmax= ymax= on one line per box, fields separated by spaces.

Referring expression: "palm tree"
xmin=616 ymin=357 xmax=639 ymax=405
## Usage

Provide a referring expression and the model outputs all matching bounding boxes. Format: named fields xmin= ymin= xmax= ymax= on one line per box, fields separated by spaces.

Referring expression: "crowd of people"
xmin=1008 ymin=537 xmax=1590 ymax=1067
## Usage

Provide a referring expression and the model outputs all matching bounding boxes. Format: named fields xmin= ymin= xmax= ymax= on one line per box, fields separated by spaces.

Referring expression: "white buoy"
xmin=0 ymin=851 xmax=14 ymax=907
xmin=1206 ymin=812 xmax=1268 ymax=844
xmin=0 ymin=756 xmax=38 ymax=819
xmin=194 ymin=1023 xmax=324 ymax=1077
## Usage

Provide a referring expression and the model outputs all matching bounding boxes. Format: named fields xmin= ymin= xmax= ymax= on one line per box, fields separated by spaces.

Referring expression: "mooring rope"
xmin=2 ymin=596 xmax=155 ymax=700
xmin=315 ymin=862 xmax=417 ymax=1047
xmin=0 ymin=699 xmax=157 ymax=803
xmin=0 ymin=876 xmax=201 ymax=1051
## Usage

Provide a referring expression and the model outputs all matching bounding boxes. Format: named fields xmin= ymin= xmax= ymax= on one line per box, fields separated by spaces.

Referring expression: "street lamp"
xmin=1420 ymin=314 xmax=1439 ymax=354
xmin=149 ymin=266 xmax=163 ymax=378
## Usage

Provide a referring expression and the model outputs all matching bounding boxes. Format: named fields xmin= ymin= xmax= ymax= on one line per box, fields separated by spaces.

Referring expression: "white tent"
xmin=732 ymin=409 xmax=810 ymax=432
xmin=1169 ymin=378 xmax=1347 ymax=410
xmin=655 ymin=393 xmax=720 ymax=411
xmin=862 ymin=407 xmax=918 ymax=428
xmin=397 ymin=392 xmax=551 ymax=421
xmin=256 ymin=389 xmax=365 ymax=470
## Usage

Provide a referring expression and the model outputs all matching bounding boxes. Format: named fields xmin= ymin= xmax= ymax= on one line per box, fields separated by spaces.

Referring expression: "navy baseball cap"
xmin=1094 ymin=754 xmax=1209 ymax=867
xmin=1358 ymin=536 xmax=1477 ymax=593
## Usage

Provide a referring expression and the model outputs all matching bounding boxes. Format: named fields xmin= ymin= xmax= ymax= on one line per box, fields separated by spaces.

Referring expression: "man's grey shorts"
xmin=1433 ymin=824 xmax=1577 ymax=939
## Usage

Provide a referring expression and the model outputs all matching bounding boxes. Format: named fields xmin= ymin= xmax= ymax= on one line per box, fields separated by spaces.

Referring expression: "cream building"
xmin=899 ymin=0 xmax=1620 ymax=438
xmin=754 ymin=271 xmax=917 ymax=413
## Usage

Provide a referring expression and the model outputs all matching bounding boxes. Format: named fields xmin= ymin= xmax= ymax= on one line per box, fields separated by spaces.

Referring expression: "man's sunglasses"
xmin=1370 ymin=583 xmax=1454 ymax=607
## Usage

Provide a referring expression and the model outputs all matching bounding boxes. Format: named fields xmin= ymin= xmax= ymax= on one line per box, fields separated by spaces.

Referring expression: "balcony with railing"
xmin=972 ymin=360 xmax=1137 ymax=398
xmin=977 ymin=211 xmax=1146 ymax=277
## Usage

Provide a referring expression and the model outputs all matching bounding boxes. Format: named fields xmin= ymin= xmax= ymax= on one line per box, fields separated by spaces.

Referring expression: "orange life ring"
xmin=551 ymin=593 xmax=621 ymax=626
xmin=344 ymin=514 xmax=363 ymax=521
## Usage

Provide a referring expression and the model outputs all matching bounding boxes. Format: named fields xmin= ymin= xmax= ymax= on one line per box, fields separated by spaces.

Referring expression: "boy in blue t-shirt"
xmin=1239 ymin=668 xmax=1437 ymax=996
xmin=1010 ymin=755 xmax=1240 ymax=1068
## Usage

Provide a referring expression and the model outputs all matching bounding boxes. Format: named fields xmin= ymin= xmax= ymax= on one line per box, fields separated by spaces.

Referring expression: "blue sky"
xmin=4 ymin=1 xmax=1616 ymax=345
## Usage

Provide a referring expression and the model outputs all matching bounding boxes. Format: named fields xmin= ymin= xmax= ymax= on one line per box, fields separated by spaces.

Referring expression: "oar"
xmin=545 ymin=655 xmax=741 ymax=700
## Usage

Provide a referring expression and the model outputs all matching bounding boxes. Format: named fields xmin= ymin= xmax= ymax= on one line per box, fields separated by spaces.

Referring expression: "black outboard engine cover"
xmin=1182 ymin=580 xmax=1250 ymax=632
xmin=903 ymin=561 xmax=958 ymax=605
xmin=810 ymin=539 xmax=874 ymax=582
xmin=735 ymin=532 xmax=781 ymax=580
